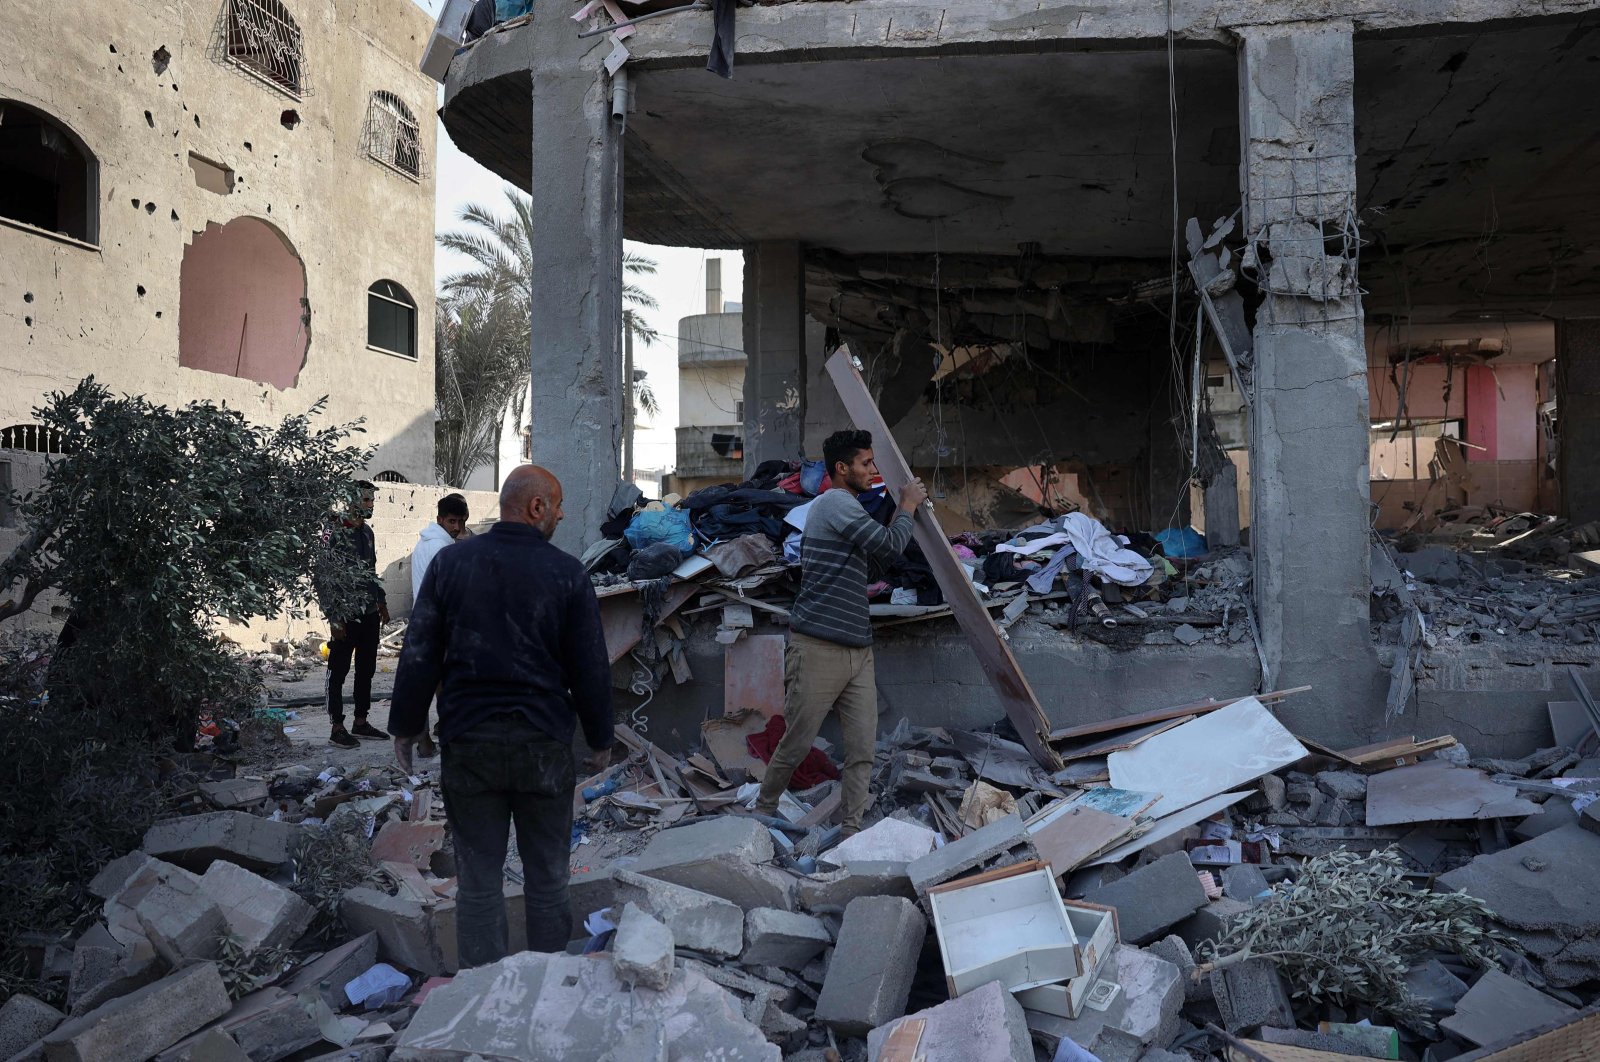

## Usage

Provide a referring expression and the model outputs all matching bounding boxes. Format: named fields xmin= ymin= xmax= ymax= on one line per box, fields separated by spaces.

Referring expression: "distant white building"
xmin=668 ymin=259 xmax=746 ymax=495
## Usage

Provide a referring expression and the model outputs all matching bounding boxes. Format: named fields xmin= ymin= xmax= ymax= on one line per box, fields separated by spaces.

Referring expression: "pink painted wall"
xmin=1491 ymin=364 xmax=1539 ymax=462
xmin=1464 ymin=366 xmax=1498 ymax=459
xmin=178 ymin=217 xmax=308 ymax=391
xmin=1368 ymin=360 xmax=1540 ymax=463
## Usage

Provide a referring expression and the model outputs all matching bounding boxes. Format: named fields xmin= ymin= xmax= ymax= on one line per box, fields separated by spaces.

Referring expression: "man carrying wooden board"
xmin=755 ymin=429 xmax=928 ymax=837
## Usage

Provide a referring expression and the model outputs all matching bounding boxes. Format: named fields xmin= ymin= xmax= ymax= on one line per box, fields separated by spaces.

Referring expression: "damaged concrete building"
xmin=439 ymin=0 xmax=1600 ymax=755
xmin=0 ymin=0 xmax=440 ymax=493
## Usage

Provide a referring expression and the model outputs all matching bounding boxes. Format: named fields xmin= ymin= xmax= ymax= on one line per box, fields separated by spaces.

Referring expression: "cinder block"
xmin=740 ymin=908 xmax=830 ymax=969
xmin=796 ymin=861 xmax=915 ymax=912
xmin=1080 ymin=851 xmax=1208 ymax=944
xmin=0 ymin=994 xmax=64 ymax=1059
xmin=142 ymin=812 xmax=302 ymax=873
xmin=369 ymin=820 xmax=447 ymax=869
xmin=907 ymin=814 xmax=1034 ymax=898
xmin=630 ymin=817 xmax=794 ymax=911
xmin=87 ymin=852 xmax=159 ymax=900
xmin=1146 ymin=934 xmax=1209 ymax=1003
xmin=612 ymin=869 xmax=744 ymax=959
xmin=340 ymin=887 xmax=446 ymax=975
xmin=613 ymin=904 xmax=675 ymax=990
xmin=867 ymin=980 xmax=1030 ymax=1062
xmin=197 ymin=778 xmax=269 ymax=810
xmin=134 ymin=875 xmax=227 ymax=965
xmin=1210 ymin=957 xmax=1295 ymax=1033
xmin=815 ymin=896 xmax=926 ymax=1037
xmin=1220 ymin=864 xmax=1270 ymax=901
xmin=199 ymin=861 xmax=314 ymax=955
xmin=1173 ymin=896 xmax=1252 ymax=952
xmin=42 ymin=962 xmax=232 ymax=1062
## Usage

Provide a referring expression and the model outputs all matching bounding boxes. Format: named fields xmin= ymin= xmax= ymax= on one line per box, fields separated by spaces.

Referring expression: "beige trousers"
xmin=755 ymin=631 xmax=878 ymax=832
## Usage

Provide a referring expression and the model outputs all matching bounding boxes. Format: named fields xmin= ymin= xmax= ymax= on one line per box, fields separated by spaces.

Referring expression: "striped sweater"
xmin=790 ymin=488 xmax=915 ymax=648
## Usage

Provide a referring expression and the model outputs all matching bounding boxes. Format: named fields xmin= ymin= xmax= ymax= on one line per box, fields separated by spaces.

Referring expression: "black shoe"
xmin=351 ymin=720 xmax=387 ymax=740
xmin=329 ymin=726 xmax=359 ymax=749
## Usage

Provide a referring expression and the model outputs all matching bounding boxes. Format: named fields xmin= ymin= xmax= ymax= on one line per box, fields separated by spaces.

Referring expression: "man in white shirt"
xmin=411 ymin=493 xmax=470 ymax=603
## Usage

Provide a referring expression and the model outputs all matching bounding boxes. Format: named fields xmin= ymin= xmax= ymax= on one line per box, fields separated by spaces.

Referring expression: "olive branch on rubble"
xmin=1196 ymin=848 xmax=1509 ymax=1026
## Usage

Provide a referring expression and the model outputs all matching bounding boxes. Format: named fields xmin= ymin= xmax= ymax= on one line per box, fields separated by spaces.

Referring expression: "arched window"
xmin=0 ymin=100 xmax=98 ymax=244
xmin=179 ymin=217 xmax=309 ymax=390
xmin=0 ymin=424 xmax=69 ymax=453
xmin=362 ymin=91 xmax=423 ymax=180
xmin=219 ymin=0 xmax=306 ymax=98
xmin=368 ymin=280 xmax=417 ymax=359
xmin=373 ymin=470 xmax=407 ymax=483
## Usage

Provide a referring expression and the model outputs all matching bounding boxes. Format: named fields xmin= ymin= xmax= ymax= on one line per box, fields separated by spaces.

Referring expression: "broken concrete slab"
xmin=154 ymin=986 xmax=324 ymax=1062
xmin=1080 ymin=851 xmax=1207 ymax=944
xmin=1440 ymin=968 xmax=1577 ymax=1046
xmin=198 ymin=860 xmax=313 ymax=955
xmin=630 ymin=816 xmax=794 ymax=911
xmin=824 ymin=817 xmax=938 ymax=867
xmin=0 ymin=995 xmax=63 ymax=1060
xmin=369 ymin=819 xmax=447 ymax=870
xmin=906 ymin=813 xmax=1034 ymax=897
xmin=1438 ymin=824 xmax=1600 ymax=987
xmin=678 ymin=957 xmax=797 ymax=1033
xmin=339 ymin=887 xmax=446 ymax=975
xmin=43 ymin=962 xmax=232 ymax=1062
xmin=197 ymin=778 xmax=269 ymax=811
xmin=87 ymin=851 xmax=159 ymax=900
xmin=1403 ymin=958 xmax=1470 ymax=1017
xmin=866 ymin=979 xmax=1030 ymax=1062
xmin=1515 ymin=800 xmax=1578 ymax=841
xmin=1173 ymin=896 xmax=1252 ymax=952
xmin=392 ymin=951 xmax=779 ymax=1061
xmin=142 ymin=812 xmax=302 ymax=873
xmin=133 ymin=873 xmax=227 ymax=965
xmin=280 ymin=932 xmax=380 ymax=1011
xmin=1210 ymin=956 xmax=1295 ymax=1033
xmin=1220 ymin=864 xmax=1270 ymax=901
xmin=795 ymin=861 xmax=915 ymax=911
xmin=613 ymin=903 xmax=675 ymax=991
xmin=740 ymin=908 xmax=831 ymax=969
xmin=612 ymin=869 xmax=745 ymax=960
xmin=1366 ymin=761 xmax=1543 ymax=827
xmin=1316 ymin=771 xmax=1368 ymax=801
xmin=815 ymin=895 xmax=927 ymax=1037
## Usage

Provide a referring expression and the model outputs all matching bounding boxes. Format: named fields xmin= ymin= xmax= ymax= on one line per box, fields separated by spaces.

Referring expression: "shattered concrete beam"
xmin=619 ymin=0 xmax=1586 ymax=66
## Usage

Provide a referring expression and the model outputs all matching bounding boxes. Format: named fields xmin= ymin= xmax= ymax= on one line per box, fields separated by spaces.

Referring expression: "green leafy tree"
xmin=0 ymin=378 xmax=373 ymax=741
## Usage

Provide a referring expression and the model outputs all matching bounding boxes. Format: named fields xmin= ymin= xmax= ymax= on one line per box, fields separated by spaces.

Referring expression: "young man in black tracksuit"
xmin=319 ymin=481 xmax=390 ymax=749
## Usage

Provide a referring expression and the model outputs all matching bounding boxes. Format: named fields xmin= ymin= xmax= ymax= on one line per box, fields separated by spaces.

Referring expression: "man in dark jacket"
xmin=388 ymin=465 xmax=613 ymax=965
xmin=319 ymin=481 xmax=389 ymax=749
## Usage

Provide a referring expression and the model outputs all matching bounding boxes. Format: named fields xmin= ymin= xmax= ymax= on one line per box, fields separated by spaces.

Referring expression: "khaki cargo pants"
xmin=755 ymin=631 xmax=877 ymax=834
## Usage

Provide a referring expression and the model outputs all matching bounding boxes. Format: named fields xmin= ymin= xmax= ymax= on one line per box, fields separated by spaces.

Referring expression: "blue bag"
xmin=623 ymin=507 xmax=694 ymax=555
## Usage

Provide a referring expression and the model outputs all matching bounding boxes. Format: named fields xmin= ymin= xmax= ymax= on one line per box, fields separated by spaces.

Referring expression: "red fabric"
xmin=746 ymin=714 xmax=840 ymax=789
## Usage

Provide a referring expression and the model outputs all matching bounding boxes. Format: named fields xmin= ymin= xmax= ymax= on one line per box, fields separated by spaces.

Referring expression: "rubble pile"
xmin=14 ymin=681 xmax=1600 ymax=1061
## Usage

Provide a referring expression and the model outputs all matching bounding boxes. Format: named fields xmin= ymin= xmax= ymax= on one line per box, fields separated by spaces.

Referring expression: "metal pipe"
xmin=577 ymin=2 xmax=709 ymax=38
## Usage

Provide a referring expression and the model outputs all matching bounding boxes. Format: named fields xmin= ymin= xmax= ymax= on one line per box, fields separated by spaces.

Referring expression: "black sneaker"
xmin=329 ymin=726 xmax=359 ymax=749
xmin=351 ymin=720 xmax=387 ymax=740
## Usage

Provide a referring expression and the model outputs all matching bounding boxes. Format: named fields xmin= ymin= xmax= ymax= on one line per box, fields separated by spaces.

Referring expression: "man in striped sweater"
xmin=756 ymin=429 xmax=928 ymax=836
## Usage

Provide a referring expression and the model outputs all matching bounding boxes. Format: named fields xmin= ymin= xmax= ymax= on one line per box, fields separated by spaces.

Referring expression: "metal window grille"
xmin=0 ymin=424 xmax=68 ymax=453
xmin=362 ymin=92 xmax=425 ymax=180
xmin=210 ymin=0 xmax=309 ymax=99
xmin=373 ymin=470 xmax=407 ymax=483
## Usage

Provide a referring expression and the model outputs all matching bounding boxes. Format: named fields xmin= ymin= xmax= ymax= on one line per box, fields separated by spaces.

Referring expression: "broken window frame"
xmin=212 ymin=0 xmax=310 ymax=100
xmin=1370 ymin=417 xmax=1464 ymax=481
xmin=361 ymin=91 xmax=425 ymax=182
xmin=367 ymin=279 xmax=418 ymax=360
xmin=0 ymin=99 xmax=99 ymax=247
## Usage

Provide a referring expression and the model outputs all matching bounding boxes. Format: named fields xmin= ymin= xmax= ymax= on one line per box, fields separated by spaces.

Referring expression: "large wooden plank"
xmin=826 ymin=351 xmax=1062 ymax=771
xmin=1049 ymin=697 xmax=1225 ymax=743
xmin=599 ymin=582 xmax=698 ymax=664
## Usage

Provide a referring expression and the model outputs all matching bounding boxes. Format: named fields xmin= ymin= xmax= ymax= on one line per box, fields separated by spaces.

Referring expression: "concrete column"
xmin=529 ymin=18 xmax=623 ymax=552
xmin=1556 ymin=319 xmax=1600 ymax=524
xmin=742 ymin=242 xmax=806 ymax=474
xmin=1240 ymin=21 xmax=1375 ymax=738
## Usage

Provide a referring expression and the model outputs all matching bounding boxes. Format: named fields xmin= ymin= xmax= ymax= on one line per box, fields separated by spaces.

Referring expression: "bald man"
xmin=388 ymin=465 xmax=614 ymax=965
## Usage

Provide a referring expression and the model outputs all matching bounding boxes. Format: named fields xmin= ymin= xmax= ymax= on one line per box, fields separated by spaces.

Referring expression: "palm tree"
xmin=437 ymin=187 xmax=660 ymax=483
xmin=433 ymin=291 xmax=528 ymax=487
